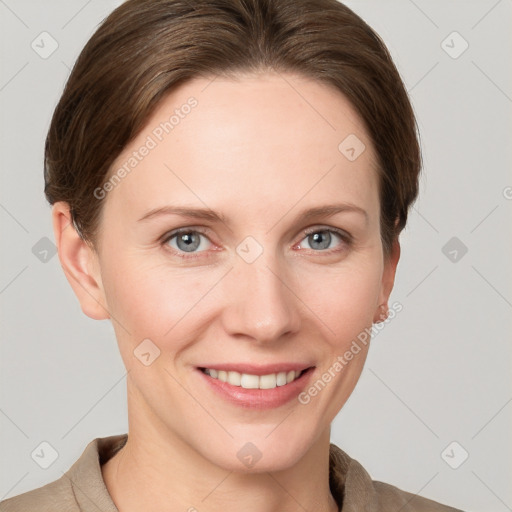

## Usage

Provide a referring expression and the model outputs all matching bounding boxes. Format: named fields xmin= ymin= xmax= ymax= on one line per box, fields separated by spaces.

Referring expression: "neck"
xmin=101 ymin=383 xmax=339 ymax=512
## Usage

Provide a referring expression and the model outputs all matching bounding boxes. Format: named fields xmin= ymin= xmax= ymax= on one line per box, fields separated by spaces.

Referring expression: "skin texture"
xmin=52 ymin=71 xmax=400 ymax=512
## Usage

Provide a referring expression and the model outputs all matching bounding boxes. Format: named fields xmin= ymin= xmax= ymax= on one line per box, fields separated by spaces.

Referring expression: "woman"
xmin=0 ymin=0 xmax=464 ymax=510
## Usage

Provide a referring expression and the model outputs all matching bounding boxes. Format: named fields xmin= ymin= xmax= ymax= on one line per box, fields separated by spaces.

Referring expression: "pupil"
xmin=177 ymin=232 xmax=200 ymax=252
xmin=310 ymin=231 xmax=330 ymax=250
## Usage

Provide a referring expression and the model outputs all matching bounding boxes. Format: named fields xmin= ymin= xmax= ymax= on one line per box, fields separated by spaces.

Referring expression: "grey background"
xmin=1 ymin=1 xmax=511 ymax=510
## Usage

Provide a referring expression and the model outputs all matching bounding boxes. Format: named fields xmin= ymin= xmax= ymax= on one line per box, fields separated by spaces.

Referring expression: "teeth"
xmin=227 ymin=371 xmax=241 ymax=386
xmin=240 ymin=373 xmax=259 ymax=389
xmin=259 ymin=373 xmax=277 ymax=389
xmin=276 ymin=372 xmax=287 ymax=386
xmin=203 ymin=368 xmax=303 ymax=389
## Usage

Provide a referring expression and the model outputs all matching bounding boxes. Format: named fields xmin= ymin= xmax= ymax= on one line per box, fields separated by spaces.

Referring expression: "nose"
xmin=221 ymin=248 xmax=302 ymax=346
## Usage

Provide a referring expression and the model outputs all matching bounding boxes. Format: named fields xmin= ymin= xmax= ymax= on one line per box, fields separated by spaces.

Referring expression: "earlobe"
xmin=52 ymin=202 xmax=110 ymax=320
xmin=373 ymin=238 xmax=401 ymax=324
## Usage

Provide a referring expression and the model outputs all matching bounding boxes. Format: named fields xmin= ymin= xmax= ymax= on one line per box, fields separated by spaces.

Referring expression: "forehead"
xmin=103 ymin=72 xmax=379 ymax=223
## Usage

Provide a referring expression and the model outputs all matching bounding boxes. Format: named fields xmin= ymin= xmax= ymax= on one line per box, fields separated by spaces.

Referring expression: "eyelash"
xmin=160 ymin=226 xmax=352 ymax=260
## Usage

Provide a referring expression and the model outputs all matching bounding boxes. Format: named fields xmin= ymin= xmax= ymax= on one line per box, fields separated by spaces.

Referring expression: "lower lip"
xmin=196 ymin=368 xmax=315 ymax=409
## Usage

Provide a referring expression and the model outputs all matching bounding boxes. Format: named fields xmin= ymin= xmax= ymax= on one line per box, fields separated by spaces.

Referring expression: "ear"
xmin=372 ymin=237 xmax=400 ymax=323
xmin=52 ymin=201 xmax=110 ymax=320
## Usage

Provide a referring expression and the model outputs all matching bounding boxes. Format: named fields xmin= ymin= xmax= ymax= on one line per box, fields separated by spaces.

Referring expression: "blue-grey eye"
xmin=300 ymin=229 xmax=344 ymax=251
xmin=166 ymin=230 xmax=211 ymax=253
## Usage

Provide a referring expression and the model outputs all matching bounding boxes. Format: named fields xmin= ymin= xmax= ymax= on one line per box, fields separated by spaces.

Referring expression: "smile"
xmin=200 ymin=368 xmax=305 ymax=389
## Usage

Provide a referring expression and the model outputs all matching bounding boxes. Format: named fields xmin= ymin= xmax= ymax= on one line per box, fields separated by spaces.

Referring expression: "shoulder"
xmin=0 ymin=475 xmax=77 ymax=512
xmin=329 ymin=443 xmax=465 ymax=511
xmin=0 ymin=434 xmax=125 ymax=512
xmin=372 ymin=480 xmax=464 ymax=511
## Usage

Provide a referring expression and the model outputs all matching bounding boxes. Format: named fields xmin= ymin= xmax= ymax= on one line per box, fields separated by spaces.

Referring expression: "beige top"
xmin=0 ymin=434 xmax=463 ymax=511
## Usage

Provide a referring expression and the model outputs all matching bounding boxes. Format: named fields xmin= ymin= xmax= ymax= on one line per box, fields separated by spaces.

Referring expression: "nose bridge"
xmin=223 ymin=242 xmax=301 ymax=343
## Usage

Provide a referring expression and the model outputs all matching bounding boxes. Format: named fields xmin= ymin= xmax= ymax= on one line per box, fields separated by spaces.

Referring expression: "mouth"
xmin=196 ymin=365 xmax=315 ymax=409
xmin=199 ymin=367 xmax=310 ymax=389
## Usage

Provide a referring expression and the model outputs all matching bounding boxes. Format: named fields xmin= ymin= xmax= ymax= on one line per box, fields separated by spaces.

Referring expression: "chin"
xmin=198 ymin=423 xmax=321 ymax=473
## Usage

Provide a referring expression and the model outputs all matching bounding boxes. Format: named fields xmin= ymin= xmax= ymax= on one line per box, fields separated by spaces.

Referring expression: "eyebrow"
xmin=137 ymin=203 xmax=368 ymax=226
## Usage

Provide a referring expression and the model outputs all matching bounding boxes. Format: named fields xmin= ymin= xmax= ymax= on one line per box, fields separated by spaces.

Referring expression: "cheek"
xmin=297 ymin=256 xmax=383 ymax=345
xmin=286 ymin=261 xmax=382 ymax=425
xmin=100 ymin=253 xmax=224 ymax=347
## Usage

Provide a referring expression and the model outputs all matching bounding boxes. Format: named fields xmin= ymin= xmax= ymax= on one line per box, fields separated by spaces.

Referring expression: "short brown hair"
xmin=44 ymin=0 xmax=421 ymax=257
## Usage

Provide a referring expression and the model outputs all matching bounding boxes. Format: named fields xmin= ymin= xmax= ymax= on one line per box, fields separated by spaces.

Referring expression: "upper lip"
xmin=197 ymin=363 xmax=315 ymax=375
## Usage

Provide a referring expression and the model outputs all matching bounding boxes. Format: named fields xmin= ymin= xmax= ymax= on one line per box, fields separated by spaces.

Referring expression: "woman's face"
xmin=64 ymin=72 xmax=399 ymax=471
